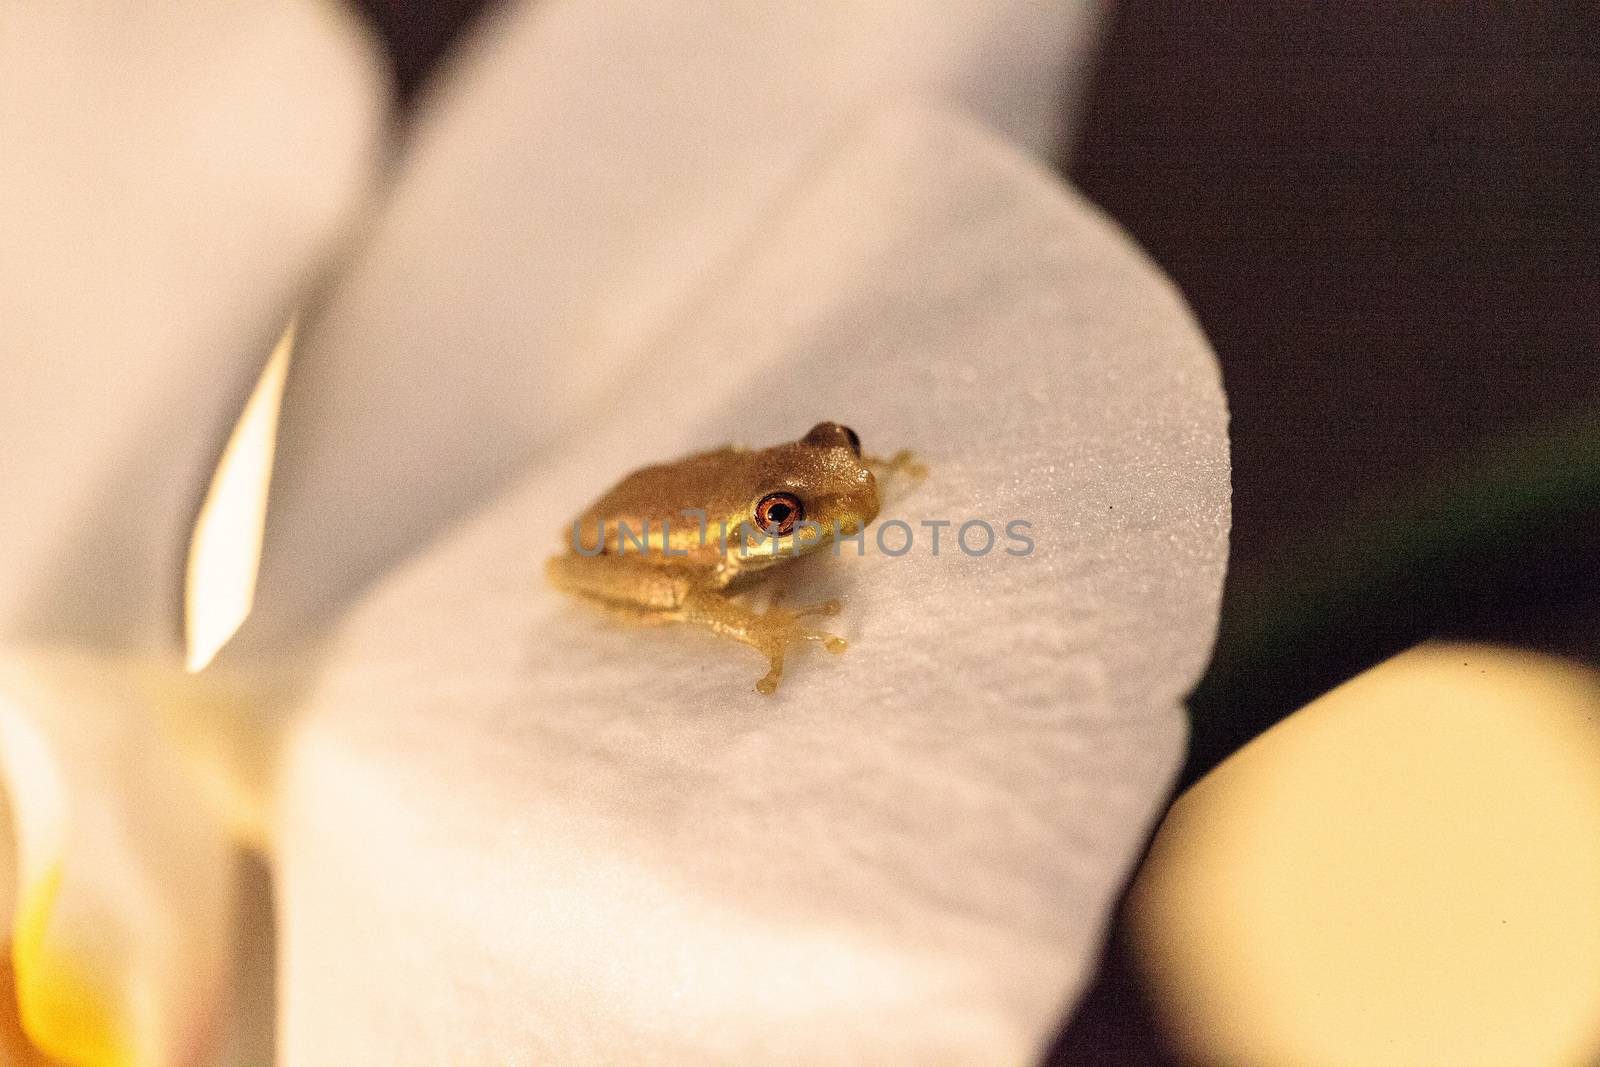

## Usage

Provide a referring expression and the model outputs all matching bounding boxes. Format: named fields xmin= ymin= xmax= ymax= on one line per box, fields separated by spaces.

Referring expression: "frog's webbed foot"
xmin=679 ymin=592 xmax=847 ymax=694
xmin=865 ymin=448 xmax=928 ymax=482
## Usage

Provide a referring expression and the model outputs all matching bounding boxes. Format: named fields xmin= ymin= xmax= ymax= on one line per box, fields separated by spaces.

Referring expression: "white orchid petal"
xmin=0 ymin=649 xmax=235 ymax=1067
xmin=274 ymin=106 xmax=1228 ymax=1063
xmin=0 ymin=1 xmax=386 ymax=651
xmin=247 ymin=0 xmax=1104 ymax=648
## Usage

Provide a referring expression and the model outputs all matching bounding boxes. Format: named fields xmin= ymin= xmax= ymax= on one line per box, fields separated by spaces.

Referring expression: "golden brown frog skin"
xmin=547 ymin=422 xmax=891 ymax=693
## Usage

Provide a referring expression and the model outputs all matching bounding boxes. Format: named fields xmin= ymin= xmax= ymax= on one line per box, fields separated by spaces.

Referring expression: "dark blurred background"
xmin=348 ymin=2 xmax=1600 ymax=1061
xmin=1064 ymin=6 xmax=1597 ymax=1062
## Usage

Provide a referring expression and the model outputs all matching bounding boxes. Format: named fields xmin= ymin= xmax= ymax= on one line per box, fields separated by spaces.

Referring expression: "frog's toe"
xmin=750 ymin=613 xmax=848 ymax=692
xmin=792 ymin=598 xmax=841 ymax=618
xmin=867 ymin=448 xmax=929 ymax=482
xmin=768 ymin=589 xmax=840 ymax=615
xmin=754 ymin=645 xmax=787 ymax=694
xmin=793 ymin=624 xmax=846 ymax=650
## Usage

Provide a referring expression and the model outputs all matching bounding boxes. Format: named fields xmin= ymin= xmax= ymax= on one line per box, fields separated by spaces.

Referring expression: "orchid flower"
xmin=0 ymin=2 xmax=1228 ymax=1063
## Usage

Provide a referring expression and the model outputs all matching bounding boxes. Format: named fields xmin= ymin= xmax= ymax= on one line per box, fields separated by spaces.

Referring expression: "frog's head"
xmin=731 ymin=422 xmax=880 ymax=569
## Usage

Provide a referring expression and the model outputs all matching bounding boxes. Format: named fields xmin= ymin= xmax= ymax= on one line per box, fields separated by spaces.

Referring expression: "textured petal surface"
xmin=0 ymin=1 xmax=386 ymax=652
xmin=0 ymin=649 xmax=234 ymax=1067
xmin=274 ymin=107 xmax=1229 ymax=1064
xmin=244 ymin=0 xmax=1104 ymax=649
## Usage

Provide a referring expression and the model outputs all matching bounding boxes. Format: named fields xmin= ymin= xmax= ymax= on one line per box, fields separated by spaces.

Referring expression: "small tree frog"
xmin=547 ymin=422 xmax=919 ymax=694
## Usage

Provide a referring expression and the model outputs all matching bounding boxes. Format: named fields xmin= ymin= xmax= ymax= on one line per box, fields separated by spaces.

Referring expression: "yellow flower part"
xmin=0 ymin=650 xmax=234 ymax=1067
xmin=14 ymin=866 xmax=126 ymax=1067
xmin=1134 ymin=642 xmax=1600 ymax=1067
xmin=0 ymin=696 xmax=115 ymax=1063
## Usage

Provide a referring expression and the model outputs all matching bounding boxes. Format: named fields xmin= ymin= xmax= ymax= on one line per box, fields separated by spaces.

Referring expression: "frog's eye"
xmin=803 ymin=421 xmax=861 ymax=455
xmin=755 ymin=491 xmax=804 ymax=536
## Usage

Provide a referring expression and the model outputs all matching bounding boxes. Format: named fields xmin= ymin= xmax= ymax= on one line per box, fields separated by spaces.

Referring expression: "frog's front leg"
xmin=864 ymin=448 xmax=928 ymax=482
xmin=676 ymin=589 xmax=847 ymax=694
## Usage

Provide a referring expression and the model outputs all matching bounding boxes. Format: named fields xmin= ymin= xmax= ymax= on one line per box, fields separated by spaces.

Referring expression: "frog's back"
xmin=564 ymin=445 xmax=768 ymax=568
xmin=578 ymin=446 xmax=748 ymax=530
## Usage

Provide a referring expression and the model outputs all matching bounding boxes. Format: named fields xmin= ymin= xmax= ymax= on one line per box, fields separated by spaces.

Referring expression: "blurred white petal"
xmin=0 ymin=648 xmax=233 ymax=1067
xmin=0 ymin=1 xmax=387 ymax=652
xmin=274 ymin=106 xmax=1228 ymax=1063
xmin=245 ymin=0 xmax=1106 ymax=649
xmin=0 ymin=3 xmax=390 ymax=1062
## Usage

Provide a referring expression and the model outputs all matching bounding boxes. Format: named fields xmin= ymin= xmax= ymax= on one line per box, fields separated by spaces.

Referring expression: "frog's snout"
xmin=827 ymin=482 xmax=880 ymax=537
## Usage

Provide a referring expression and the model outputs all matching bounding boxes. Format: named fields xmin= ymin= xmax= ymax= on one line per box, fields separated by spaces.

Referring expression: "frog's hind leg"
xmin=677 ymin=590 xmax=847 ymax=695
xmin=545 ymin=552 xmax=691 ymax=613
